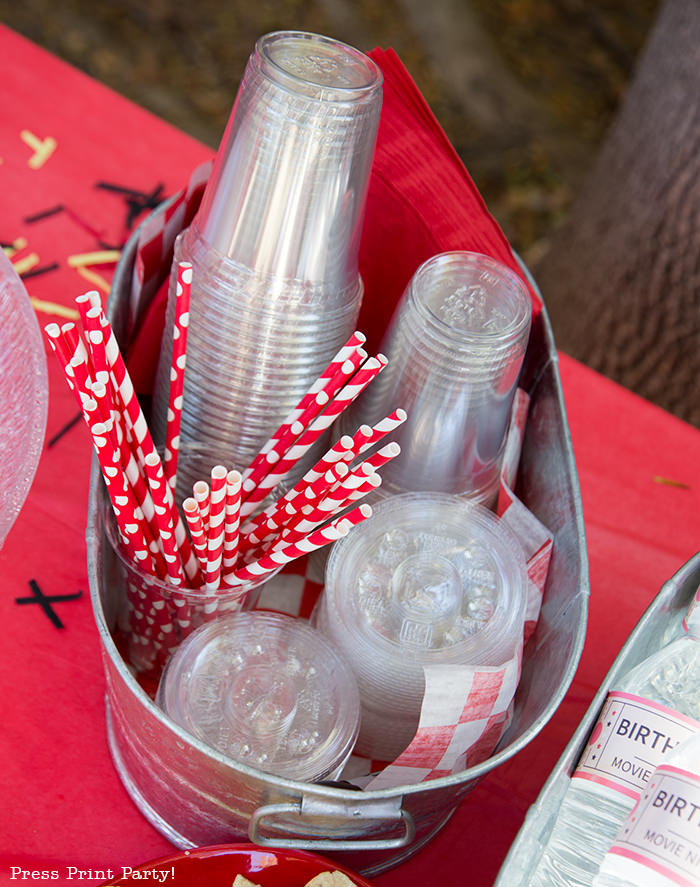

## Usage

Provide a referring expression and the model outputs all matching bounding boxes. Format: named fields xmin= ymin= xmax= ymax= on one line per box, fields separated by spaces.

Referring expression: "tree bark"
xmin=534 ymin=0 xmax=700 ymax=426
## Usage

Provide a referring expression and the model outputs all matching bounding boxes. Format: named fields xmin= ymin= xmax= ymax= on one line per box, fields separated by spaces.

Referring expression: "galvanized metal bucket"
xmin=86 ymin=204 xmax=589 ymax=876
xmin=495 ymin=551 xmax=700 ymax=885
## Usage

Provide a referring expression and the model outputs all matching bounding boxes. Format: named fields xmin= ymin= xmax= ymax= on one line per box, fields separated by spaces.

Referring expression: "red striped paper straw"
xmin=350 ymin=408 xmax=408 ymax=458
xmin=282 ymin=467 xmax=375 ymax=543
xmin=268 ymin=443 xmax=399 ymax=548
xmin=240 ymin=434 xmax=355 ymax=536
xmin=163 ymin=262 xmax=192 ymax=492
xmin=312 ymin=354 xmax=388 ymax=431
xmin=224 ymin=504 xmax=373 ymax=585
xmin=329 ymin=469 xmax=383 ymax=515
xmin=240 ymin=354 xmax=387 ymax=518
xmin=143 ymin=453 xmax=194 ymax=635
xmin=183 ymin=497 xmax=209 ymax=575
xmin=193 ymin=480 xmax=210 ymax=531
xmin=143 ymin=453 xmax=187 ymax=586
xmin=204 ymin=465 xmax=228 ymax=590
xmin=241 ymin=331 xmax=366 ymax=495
xmin=240 ymin=460 xmax=350 ymax=551
xmin=222 ymin=470 xmax=242 ymax=573
xmin=357 ymin=440 xmax=402 ymax=474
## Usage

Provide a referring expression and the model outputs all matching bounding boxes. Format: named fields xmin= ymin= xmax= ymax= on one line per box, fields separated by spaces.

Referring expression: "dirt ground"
xmin=1 ymin=0 xmax=664 ymax=389
xmin=0 ymin=1 xmax=659 ymax=258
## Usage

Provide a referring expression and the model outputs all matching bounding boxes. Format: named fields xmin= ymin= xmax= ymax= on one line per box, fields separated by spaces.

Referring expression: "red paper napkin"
xmin=356 ymin=47 xmax=541 ymax=353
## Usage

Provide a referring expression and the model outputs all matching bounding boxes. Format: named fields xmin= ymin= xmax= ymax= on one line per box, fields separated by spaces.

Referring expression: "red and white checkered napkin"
xmin=255 ymin=391 xmax=553 ymax=789
xmin=360 ymin=394 xmax=552 ymax=789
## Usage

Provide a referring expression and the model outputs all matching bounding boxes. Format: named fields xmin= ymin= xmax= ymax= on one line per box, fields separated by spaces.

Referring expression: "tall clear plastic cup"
xmin=152 ymin=32 xmax=383 ymax=497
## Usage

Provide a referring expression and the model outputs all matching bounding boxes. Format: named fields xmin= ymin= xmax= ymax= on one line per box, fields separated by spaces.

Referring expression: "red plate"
xmin=102 ymin=844 xmax=375 ymax=886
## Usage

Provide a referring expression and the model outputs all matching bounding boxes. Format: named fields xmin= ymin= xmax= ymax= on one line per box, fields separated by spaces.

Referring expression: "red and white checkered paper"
xmin=124 ymin=168 xmax=553 ymax=790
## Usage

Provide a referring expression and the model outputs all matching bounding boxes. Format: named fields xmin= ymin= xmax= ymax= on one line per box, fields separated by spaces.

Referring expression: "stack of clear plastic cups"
xmin=157 ymin=611 xmax=361 ymax=782
xmin=342 ymin=251 xmax=532 ymax=508
xmin=314 ymin=493 xmax=527 ymax=762
xmin=152 ymin=31 xmax=383 ymax=499
xmin=0 ymin=249 xmax=48 ymax=548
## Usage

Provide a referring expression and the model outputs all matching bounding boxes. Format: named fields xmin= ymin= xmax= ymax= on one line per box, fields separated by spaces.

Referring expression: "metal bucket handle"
xmin=249 ymin=796 xmax=416 ymax=851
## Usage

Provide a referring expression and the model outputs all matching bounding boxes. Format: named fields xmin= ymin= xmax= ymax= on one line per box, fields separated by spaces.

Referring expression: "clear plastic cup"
xmin=152 ymin=32 xmax=383 ymax=496
xmin=314 ymin=492 xmax=527 ymax=761
xmin=0 ymin=250 xmax=48 ymax=548
xmin=196 ymin=30 xmax=383 ymax=286
xmin=344 ymin=252 xmax=532 ymax=504
xmin=156 ymin=610 xmax=361 ymax=782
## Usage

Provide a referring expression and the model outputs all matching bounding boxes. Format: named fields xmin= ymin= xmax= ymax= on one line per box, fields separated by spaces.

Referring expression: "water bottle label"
xmin=573 ymin=692 xmax=700 ymax=800
xmin=606 ymin=764 xmax=700 ymax=884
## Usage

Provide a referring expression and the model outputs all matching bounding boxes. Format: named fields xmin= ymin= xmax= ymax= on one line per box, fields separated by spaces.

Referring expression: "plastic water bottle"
xmin=528 ymin=613 xmax=700 ymax=887
xmin=594 ymin=730 xmax=700 ymax=886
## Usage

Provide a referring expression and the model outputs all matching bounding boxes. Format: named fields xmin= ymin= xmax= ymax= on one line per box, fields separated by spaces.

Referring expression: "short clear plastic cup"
xmin=315 ymin=492 xmax=527 ymax=761
xmin=156 ymin=610 xmax=361 ymax=782
xmin=344 ymin=251 xmax=532 ymax=504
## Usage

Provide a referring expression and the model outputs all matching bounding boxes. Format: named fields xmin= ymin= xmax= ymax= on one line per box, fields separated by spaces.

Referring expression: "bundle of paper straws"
xmin=45 ymin=262 xmax=405 ymax=629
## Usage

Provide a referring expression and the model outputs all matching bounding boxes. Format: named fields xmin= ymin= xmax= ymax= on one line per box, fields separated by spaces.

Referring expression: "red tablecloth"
xmin=1 ymin=23 xmax=699 ymax=887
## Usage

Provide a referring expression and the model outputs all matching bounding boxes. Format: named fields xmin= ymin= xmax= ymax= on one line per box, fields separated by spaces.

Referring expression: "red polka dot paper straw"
xmin=60 ymin=322 xmax=168 ymax=566
xmin=75 ymin=291 xmax=110 ymax=386
xmin=81 ymin=301 xmax=200 ymax=584
xmin=45 ymin=323 xmax=164 ymax=576
xmin=222 ymin=470 xmax=242 ymax=574
xmin=204 ymin=465 xmax=227 ymax=591
xmin=90 ymin=385 xmax=168 ymax=578
xmin=241 ymin=331 xmax=366 ymax=496
xmin=223 ymin=503 xmax=373 ymax=586
xmin=80 ymin=299 xmax=149 ymax=460
xmin=92 ymin=418 xmax=153 ymax=569
xmin=163 ymin=262 xmax=192 ymax=492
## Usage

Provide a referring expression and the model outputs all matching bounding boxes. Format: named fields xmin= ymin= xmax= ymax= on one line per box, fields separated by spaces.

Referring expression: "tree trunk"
xmin=534 ymin=0 xmax=700 ymax=426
